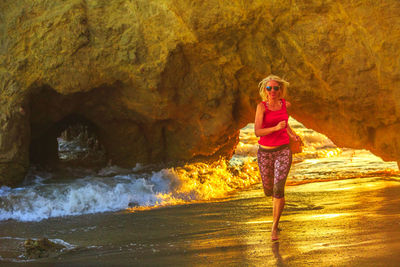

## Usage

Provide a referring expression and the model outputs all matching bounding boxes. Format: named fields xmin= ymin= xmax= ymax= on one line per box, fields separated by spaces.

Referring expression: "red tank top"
xmin=258 ymin=99 xmax=290 ymax=146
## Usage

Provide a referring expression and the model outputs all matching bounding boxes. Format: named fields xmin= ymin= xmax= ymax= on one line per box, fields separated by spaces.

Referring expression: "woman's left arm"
xmin=286 ymin=101 xmax=301 ymax=140
xmin=287 ymin=124 xmax=298 ymax=139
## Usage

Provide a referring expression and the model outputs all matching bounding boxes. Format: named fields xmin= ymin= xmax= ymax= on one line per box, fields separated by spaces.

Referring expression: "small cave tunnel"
xmin=27 ymin=84 xmax=116 ymax=170
xmin=29 ymin=114 xmax=107 ymax=168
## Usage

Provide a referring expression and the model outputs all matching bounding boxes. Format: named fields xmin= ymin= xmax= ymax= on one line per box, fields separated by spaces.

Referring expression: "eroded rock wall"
xmin=1 ymin=0 xmax=400 ymax=185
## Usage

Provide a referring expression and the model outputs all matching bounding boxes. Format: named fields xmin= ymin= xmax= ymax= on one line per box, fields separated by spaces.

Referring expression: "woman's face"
xmin=265 ymin=80 xmax=281 ymax=100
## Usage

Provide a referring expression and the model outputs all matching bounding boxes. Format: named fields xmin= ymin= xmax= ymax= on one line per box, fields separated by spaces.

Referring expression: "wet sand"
xmin=1 ymin=177 xmax=400 ymax=266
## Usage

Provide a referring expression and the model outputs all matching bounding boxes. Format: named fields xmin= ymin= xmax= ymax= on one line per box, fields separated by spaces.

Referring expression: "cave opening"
xmin=29 ymin=114 xmax=107 ymax=169
xmin=27 ymin=85 xmax=115 ymax=172
xmin=240 ymin=117 xmax=399 ymax=179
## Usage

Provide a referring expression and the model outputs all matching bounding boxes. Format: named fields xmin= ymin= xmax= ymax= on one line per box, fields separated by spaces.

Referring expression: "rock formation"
xmin=24 ymin=238 xmax=65 ymax=259
xmin=1 ymin=0 xmax=400 ymax=185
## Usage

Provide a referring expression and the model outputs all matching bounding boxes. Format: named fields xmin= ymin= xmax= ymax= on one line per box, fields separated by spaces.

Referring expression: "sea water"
xmin=0 ymin=118 xmax=398 ymax=222
xmin=1 ymin=118 xmax=400 ymax=263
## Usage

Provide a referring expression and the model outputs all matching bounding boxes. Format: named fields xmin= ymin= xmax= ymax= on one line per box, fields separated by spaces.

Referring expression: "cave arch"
xmin=27 ymin=84 xmax=116 ymax=170
xmin=26 ymin=83 xmax=160 ymax=173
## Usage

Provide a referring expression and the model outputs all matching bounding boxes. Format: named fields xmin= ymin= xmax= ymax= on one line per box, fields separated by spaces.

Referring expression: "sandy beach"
xmin=1 ymin=176 xmax=399 ymax=266
xmin=2 ymin=1 xmax=400 ymax=266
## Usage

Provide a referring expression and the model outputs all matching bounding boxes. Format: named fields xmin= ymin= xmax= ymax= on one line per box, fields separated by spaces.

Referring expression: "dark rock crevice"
xmin=26 ymin=83 xmax=136 ymax=170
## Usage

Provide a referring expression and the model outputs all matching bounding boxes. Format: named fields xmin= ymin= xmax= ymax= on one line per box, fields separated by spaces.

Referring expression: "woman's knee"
xmin=273 ymin=181 xmax=286 ymax=198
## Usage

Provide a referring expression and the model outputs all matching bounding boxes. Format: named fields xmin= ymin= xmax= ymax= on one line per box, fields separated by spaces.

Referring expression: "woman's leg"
xmin=257 ymin=149 xmax=274 ymax=197
xmin=271 ymin=147 xmax=292 ymax=240
xmin=272 ymin=197 xmax=285 ymax=240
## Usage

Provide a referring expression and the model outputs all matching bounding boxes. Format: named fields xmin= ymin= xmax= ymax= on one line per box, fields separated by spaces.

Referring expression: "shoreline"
xmin=1 ymin=177 xmax=400 ymax=266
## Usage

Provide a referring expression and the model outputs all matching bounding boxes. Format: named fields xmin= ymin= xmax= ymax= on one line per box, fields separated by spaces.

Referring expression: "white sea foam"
xmin=1 ymin=118 xmax=398 ymax=222
xmin=49 ymin=238 xmax=76 ymax=250
xmin=0 ymin=172 xmax=172 ymax=222
xmin=0 ymin=159 xmax=259 ymax=222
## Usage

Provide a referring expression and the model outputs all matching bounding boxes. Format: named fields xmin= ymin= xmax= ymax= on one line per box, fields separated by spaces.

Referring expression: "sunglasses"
xmin=266 ymin=86 xmax=280 ymax=91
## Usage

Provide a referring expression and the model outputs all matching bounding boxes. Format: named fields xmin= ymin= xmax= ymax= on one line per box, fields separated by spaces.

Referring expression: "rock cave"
xmin=1 ymin=0 xmax=400 ymax=186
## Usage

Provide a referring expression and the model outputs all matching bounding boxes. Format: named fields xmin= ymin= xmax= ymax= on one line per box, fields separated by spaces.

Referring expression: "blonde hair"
xmin=258 ymin=74 xmax=290 ymax=101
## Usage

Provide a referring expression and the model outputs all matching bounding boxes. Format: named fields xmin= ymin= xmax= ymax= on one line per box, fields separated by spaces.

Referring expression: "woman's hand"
xmin=288 ymin=130 xmax=300 ymax=140
xmin=275 ymin=121 xmax=286 ymax=131
xmin=292 ymin=134 xmax=301 ymax=141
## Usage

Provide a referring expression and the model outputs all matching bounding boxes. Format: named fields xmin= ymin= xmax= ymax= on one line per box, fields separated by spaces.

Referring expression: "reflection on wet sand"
xmin=225 ymin=177 xmax=400 ymax=266
xmin=1 ymin=177 xmax=400 ymax=265
xmin=272 ymin=241 xmax=283 ymax=267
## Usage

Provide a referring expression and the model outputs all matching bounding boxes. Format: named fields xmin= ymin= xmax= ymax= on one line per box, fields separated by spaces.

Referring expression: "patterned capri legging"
xmin=257 ymin=144 xmax=292 ymax=198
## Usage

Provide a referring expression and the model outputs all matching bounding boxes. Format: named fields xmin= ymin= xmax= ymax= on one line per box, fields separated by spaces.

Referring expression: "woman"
xmin=254 ymin=74 xmax=300 ymax=241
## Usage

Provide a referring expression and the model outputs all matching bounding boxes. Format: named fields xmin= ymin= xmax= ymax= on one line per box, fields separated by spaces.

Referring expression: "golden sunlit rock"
xmin=1 ymin=0 xmax=400 ymax=185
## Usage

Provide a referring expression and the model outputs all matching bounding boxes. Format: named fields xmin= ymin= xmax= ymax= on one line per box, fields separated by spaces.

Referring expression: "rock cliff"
xmin=1 ymin=0 xmax=400 ymax=185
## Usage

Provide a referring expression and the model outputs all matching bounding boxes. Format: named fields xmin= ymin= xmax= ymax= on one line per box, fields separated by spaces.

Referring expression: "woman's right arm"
xmin=254 ymin=103 xmax=286 ymax=137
